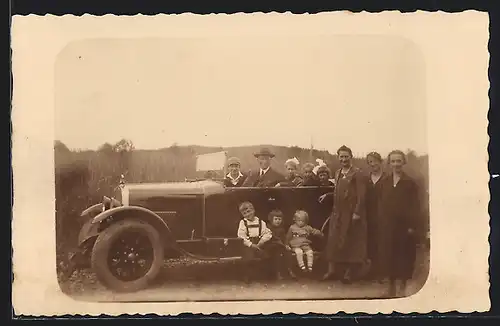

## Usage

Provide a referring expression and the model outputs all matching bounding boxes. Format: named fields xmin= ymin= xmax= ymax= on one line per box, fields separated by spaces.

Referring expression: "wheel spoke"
xmin=107 ymin=229 xmax=155 ymax=282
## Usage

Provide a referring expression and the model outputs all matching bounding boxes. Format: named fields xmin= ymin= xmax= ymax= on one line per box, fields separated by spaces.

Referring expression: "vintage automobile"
xmin=70 ymin=175 xmax=335 ymax=292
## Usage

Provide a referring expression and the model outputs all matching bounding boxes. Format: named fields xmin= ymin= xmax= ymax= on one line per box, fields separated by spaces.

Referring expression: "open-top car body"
xmin=71 ymin=177 xmax=335 ymax=292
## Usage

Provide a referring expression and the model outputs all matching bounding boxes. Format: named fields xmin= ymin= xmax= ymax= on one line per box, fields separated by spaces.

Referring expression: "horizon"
xmin=55 ymin=140 xmax=427 ymax=158
xmin=55 ymin=36 xmax=428 ymax=157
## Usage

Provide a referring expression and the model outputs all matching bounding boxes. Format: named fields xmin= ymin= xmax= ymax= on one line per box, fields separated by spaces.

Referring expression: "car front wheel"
xmin=91 ymin=219 xmax=164 ymax=292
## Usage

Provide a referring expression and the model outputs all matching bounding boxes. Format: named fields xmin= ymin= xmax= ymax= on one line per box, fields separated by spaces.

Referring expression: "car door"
xmin=202 ymin=187 xmax=262 ymax=257
xmin=202 ymin=185 xmax=334 ymax=257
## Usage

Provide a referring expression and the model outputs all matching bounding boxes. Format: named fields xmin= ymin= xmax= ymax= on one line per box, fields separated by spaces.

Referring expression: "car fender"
xmin=80 ymin=203 xmax=104 ymax=217
xmin=78 ymin=217 xmax=101 ymax=246
xmin=81 ymin=197 xmax=122 ymax=218
xmin=91 ymin=206 xmax=177 ymax=248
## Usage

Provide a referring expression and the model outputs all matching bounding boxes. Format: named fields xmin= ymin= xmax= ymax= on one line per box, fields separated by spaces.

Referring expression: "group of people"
xmin=237 ymin=203 xmax=324 ymax=278
xmin=222 ymin=148 xmax=334 ymax=188
xmin=223 ymin=146 xmax=422 ymax=297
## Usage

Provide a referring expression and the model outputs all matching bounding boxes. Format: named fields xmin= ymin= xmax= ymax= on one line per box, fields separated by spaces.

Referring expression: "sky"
xmin=55 ymin=35 xmax=427 ymax=157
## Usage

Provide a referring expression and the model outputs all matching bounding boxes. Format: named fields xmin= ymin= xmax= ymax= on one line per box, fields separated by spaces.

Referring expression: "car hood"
xmin=123 ymin=180 xmax=226 ymax=200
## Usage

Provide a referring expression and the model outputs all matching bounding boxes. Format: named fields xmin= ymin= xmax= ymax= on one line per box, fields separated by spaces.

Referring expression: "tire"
xmin=91 ymin=219 xmax=164 ymax=292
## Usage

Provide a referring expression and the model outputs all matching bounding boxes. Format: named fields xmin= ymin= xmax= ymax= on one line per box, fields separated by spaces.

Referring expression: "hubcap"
xmin=107 ymin=230 xmax=155 ymax=282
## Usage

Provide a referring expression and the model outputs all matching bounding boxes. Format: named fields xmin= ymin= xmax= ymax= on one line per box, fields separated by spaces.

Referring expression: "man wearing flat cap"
xmin=242 ymin=148 xmax=285 ymax=188
xmin=223 ymin=157 xmax=248 ymax=187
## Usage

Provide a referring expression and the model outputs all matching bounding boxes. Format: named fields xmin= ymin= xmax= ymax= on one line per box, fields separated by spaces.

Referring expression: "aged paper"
xmin=11 ymin=11 xmax=490 ymax=315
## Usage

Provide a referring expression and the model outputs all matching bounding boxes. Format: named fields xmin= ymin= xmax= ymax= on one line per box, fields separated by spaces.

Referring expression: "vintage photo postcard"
xmin=11 ymin=11 xmax=490 ymax=316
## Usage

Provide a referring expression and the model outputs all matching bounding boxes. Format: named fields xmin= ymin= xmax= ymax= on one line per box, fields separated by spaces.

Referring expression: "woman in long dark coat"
xmin=364 ymin=152 xmax=387 ymax=281
xmin=322 ymin=145 xmax=367 ymax=283
xmin=378 ymin=150 xmax=421 ymax=297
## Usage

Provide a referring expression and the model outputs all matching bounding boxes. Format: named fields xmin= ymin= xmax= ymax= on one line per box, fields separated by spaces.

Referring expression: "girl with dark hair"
xmin=266 ymin=209 xmax=296 ymax=280
xmin=364 ymin=151 xmax=386 ymax=281
xmin=317 ymin=165 xmax=335 ymax=186
xmin=301 ymin=162 xmax=321 ymax=186
xmin=323 ymin=145 xmax=368 ymax=283
xmin=317 ymin=165 xmax=335 ymax=204
xmin=378 ymin=150 xmax=421 ymax=297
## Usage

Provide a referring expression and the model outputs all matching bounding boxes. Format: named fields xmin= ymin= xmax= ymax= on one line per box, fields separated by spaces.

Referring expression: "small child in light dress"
xmin=286 ymin=210 xmax=324 ymax=272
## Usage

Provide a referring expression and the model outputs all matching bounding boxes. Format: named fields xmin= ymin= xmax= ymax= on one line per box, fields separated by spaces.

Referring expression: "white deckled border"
xmin=11 ymin=11 xmax=490 ymax=316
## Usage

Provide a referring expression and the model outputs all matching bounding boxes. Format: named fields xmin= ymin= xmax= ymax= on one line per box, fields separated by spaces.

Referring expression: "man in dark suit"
xmin=242 ymin=148 xmax=285 ymax=187
xmin=223 ymin=157 xmax=248 ymax=187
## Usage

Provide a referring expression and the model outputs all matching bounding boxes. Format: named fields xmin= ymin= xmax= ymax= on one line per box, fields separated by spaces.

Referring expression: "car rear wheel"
xmin=91 ymin=219 xmax=164 ymax=292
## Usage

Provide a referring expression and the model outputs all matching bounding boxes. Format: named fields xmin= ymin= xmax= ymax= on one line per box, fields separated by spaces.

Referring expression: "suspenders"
xmin=243 ymin=218 xmax=263 ymax=244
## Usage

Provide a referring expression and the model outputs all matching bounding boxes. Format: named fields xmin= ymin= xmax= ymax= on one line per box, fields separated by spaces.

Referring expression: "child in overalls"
xmin=287 ymin=210 xmax=324 ymax=272
xmin=236 ymin=201 xmax=272 ymax=282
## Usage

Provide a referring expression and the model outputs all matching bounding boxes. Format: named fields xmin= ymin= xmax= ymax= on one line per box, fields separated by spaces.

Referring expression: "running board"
xmin=175 ymin=247 xmax=243 ymax=262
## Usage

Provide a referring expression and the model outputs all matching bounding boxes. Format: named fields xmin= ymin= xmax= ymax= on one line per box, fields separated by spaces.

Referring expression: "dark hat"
xmin=254 ymin=147 xmax=275 ymax=158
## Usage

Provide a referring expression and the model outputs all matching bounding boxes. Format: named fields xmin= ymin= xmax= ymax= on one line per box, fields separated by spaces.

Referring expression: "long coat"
xmin=365 ymin=171 xmax=387 ymax=273
xmin=377 ymin=172 xmax=421 ymax=281
xmin=242 ymin=167 xmax=285 ymax=188
xmin=325 ymin=166 xmax=368 ymax=263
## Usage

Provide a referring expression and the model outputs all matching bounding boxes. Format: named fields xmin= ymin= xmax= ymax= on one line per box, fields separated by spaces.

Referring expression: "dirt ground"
xmin=60 ymin=246 xmax=430 ymax=302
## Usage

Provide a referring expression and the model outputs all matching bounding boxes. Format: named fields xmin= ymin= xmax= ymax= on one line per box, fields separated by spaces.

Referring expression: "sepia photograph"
xmin=11 ymin=12 xmax=490 ymax=315
xmin=54 ymin=35 xmax=430 ymax=302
